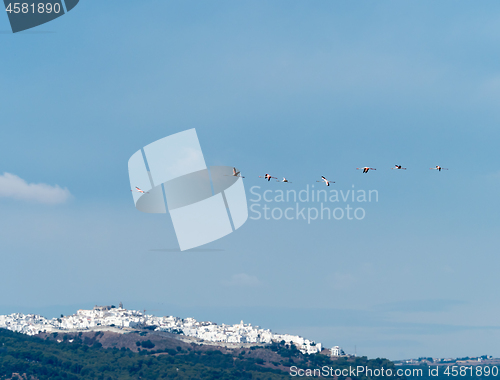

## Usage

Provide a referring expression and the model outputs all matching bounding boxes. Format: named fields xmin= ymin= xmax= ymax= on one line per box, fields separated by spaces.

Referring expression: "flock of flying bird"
xmin=243 ymin=165 xmax=448 ymax=187
xmin=131 ymin=165 xmax=448 ymax=193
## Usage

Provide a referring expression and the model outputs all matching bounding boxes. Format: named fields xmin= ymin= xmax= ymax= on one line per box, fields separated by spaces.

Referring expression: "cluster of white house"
xmin=0 ymin=305 xmax=345 ymax=356
xmin=400 ymin=355 xmax=494 ymax=364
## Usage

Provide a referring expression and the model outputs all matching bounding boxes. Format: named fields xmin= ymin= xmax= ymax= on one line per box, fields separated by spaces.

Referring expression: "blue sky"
xmin=1 ymin=0 xmax=500 ymax=360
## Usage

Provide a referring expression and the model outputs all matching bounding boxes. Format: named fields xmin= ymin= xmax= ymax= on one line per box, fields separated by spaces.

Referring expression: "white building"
xmin=331 ymin=346 xmax=344 ymax=356
xmin=0 ymin=305 xmax=327 ymax=355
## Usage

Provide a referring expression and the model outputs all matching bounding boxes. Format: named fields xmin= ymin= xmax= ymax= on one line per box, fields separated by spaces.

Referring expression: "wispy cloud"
xmin=221 ymin=273 xmax=262 ymax=287
xmin=0 ymin=172 xmax=71 ymax=204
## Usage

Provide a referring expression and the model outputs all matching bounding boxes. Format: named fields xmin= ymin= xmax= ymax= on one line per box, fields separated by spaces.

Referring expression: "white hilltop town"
xmin=0 ymin=303 xmax=346 ymax=357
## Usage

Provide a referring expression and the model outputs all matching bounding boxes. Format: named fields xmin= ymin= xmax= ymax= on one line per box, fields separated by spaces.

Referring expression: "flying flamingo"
xmin=277 ymin=177 xmax=292 ymax=183
xmin=430 ymin=165 xmax=448 ymax=172
xmin=131 ymin=187 xmax=149 ymax=194
xmin=225 ymin=167 xmax=244 ymax=178
xmin=317 ymin=176 xmax=335 ymax=186
xmin=357 ymin=167 xmax=376 ymax=173
xmin=391 ymin=165 xmax=406 ymax=170
xmin=259 ymin=174 xmax=277 ymax=181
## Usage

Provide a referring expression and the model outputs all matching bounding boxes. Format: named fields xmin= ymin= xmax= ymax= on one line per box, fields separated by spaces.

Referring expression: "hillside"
xmin=0 ymin=329 xmax=402 ymax=380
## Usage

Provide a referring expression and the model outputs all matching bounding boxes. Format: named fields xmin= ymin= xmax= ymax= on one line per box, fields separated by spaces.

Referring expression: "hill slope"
xmin=0 ymin=329 xmax=402 ymax=380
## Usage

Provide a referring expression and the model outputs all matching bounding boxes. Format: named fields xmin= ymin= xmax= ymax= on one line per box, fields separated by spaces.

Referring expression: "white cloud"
xmin=221 ymin=273 xmax=262 ymax=287
xmin=0 ymin=172 xmax=71 ymax=204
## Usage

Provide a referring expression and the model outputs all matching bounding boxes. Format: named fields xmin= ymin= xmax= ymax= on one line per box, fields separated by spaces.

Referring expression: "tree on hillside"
xmin=141 ymin=340 xmax=155 ymax=349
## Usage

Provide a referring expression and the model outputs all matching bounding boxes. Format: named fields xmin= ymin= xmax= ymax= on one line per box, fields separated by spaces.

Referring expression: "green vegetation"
xmin=262 ymin=340 xmax=403 ymax=380
xmin=0 ymin=329 xmax=288 ymax=379
xmin=0 ymin=329 xmax=404 ymax=380
xmin=140 ymin=340 xmax=155 ymax=349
